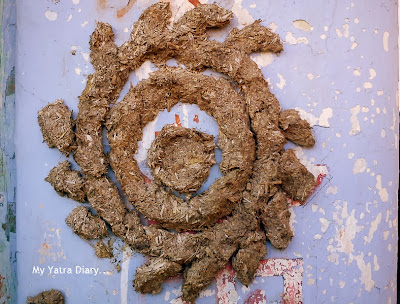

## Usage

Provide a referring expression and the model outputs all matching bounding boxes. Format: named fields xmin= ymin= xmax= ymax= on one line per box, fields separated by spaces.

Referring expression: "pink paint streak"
xmin=245 ymin=289 xmax=267 ymax=304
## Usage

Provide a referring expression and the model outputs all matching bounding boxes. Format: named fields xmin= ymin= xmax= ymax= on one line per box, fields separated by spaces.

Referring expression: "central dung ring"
xmin=107 ymin=67 xmax=255 ymax=231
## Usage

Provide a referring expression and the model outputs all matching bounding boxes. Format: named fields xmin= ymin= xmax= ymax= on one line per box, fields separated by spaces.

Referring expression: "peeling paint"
xmin=349 ymin=105 xmax=361 ymax=135
xmin=295 ymin=107 xmax=333 ymax=127
xmin=250 ymin=53 xmax=274 ymax=67
xmin=375 ymin=175 xmax=388 ymax=202
xmin=349 ymin=253 xmax=375 ymax=291
xmin=363 ymin=213 xmax=381 ymax=244
xmin=45 ymin=10 xmax=58 ymax=21
xmin=285 ymin=32 xmax=308 ymax=45
xmin=276 ymin=73 xmax=286 ymax=89
xmin=232 ymin=0 xmax=254 ymax=27
xmin=292 ymin=20 xmax=313 ymax=31
xmin=353 ymin=158 xmax=367 ymax=175
xmin=382 ymin=31 xmax=389 ymax=51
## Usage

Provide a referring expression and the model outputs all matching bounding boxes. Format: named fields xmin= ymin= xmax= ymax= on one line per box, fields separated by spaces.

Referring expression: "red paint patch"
xmin=117 ymin=0 xmax=136 ymax=18
xmin=193 ymin=114 xmax=199 ymax=123
xmin=147 ymin=219 xmax=159 ymax=225
xmin=216 ymin=216 xmax=228 ymax=223
xmin=155 ymin=131 xmax=159 ymax=138
xmin=180 ymin=230 xmax=196 ymax=234
xmin=188 ymin=0 xmax=200 ymax=7
xmin=142 ymin=174 xmax=152 ymax=184
xmin=245 ymin=289 xmax=267 ymax=304
xmin=175 ymin=114 xmax=182 ymax=127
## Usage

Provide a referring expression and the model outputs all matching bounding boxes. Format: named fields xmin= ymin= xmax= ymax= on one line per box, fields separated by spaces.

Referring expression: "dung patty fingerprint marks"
xmin=38 ymin=3 xmax=318 ymax=303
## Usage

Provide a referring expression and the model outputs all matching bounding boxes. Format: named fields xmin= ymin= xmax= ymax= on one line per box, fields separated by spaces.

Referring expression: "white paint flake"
xmin=353 ymin=158 xmax=367 ymax=175
xmin=364 ymin=213 xmax=382 ymax=244
xmin=135 ymin=60 xmax=155 ymax=81
xmin=383 ymin=31 xmax=389 ymax=51
xmin=74 ymin=67 xmax=81 ymax=75
xmin=276 ymin=73 xmax=286 ymax=89
xmin=72 ymin=0 xmax=80 ymax=4
xmin=349 ymin=253 xmax=375 ymax=291
xmin=232 ymin=0 xmax=254 ymax=27
xmin=269 ymin=22 xmax=277 ymax=32
xmin=250 ymin=53 xmax=274 ymax=67
xmin=363 ymin=82 xmax=373 ymax=89
xmin=293 ymin=20 xmax=313 ymax=31
xmin=45 ymin=10 xmax=58 ymax=21
xmin=81 ymin=52 xmax=90 ymax=63
xmin=349 ymin=105 xmax=361 ymax=135
xmin=373 ymin=255 xmax=380 ymax=271
xmin=326 ymin=186 xmax=338 ymax=194
xmin=285 ymin=32 xmax=309 ymax=45
xmin=66 ymin=14 xmax=72 ymax=22
xmin=369 ymin=68 xmax=376 ymax=79
xmin=353 ymin=67 xmax=361 ymax=76
xmin=330 ymin=201 xmax=363 ymax=255
xmin=375 ymin=175 xmax=388 ymax=202
xmin=168 ymin=0 xmax=195 ymax=22
xmin=295 ymin=107 xmax=333 ymax=127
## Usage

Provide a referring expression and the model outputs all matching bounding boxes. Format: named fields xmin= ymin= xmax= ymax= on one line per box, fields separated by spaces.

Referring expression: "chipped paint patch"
xmin=216 ymin=265 xmax=239 ymax=303
xmin=134 ymin=60 xmax=155 ymax=81
xmin=369 ymin=68 xmax=376 ymax=80
xmin=250 ymin=53 xmax=274 ymax=67
xmin=295 ymin=107 xmax=333 ymax=127
xmin=330 ymin=201 xmax=363 ymax=255
xmin=383 ymin=31 xmax=389 ymax=51
xmin=364 ymin=213 xmax=381 ymax=244
xmin=363 ymin=82 xmax=373 ymax=89
xmin=276 ymin=73 xmax=286 ymax=89
xmin=375 ymin=175 xmax=388 ymax=202
xmin=326 ymin=186 xmax=338 ymax=194
xmin=285 ymin=32 xmax=308 ymax=45
xmin=353 ymin=158 xmax=367 ymax=175
xmin=349 ymin=105 xmax=361 ymax=135
xmin=349 ymin=253 xmax=375 ymax=291
xmin=292 ymin=20 xmax=313 ymax=31
xmin=45 ymin=10 xmax=58 ymax=21
xmin=167 ymin=0 xmax=195 ymax=22
xmin=232 ymin=0 xmax=254 ymax=27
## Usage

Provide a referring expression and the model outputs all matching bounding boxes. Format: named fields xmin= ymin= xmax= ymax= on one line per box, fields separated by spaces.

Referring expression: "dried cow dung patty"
xmin=27 ymin=289 xmax=64 ymax=304
xmin=147 ymin=125 xmax=216 ymax=193
xmin=37 ymin=99 xmax=75 ymax=156
xmin=65 ymin=206 xmax=108 ymax=239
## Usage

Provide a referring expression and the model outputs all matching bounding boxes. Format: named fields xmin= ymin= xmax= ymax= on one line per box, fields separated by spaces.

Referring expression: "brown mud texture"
xmin=27 ymin=289 xmax=64 ymax=304
xmin=38 ymin=3 xmax=318 ymax=303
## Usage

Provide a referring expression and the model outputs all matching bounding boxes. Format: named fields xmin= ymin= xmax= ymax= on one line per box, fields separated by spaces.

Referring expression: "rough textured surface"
xmin=279 ymin=149 xmax=316 ymax=202
xmin=37 ymin=99 xmax=75 ymax=156
xmin=45 ymin=161 xmax=86 ymax=203
xmin=147 ymin=125 xmax=216 ymax=193
xmin=85 ymin=176 xmax=126 ymax=227
xmin=37 ymin=3 xmax=320 ymax=302
xmin=133 ymin=257 xmax=182 ymax=294
xmin=27 ymin=289 xmax=64 ymax=304
xmin=65 ymin=206 xmax=108 ymax=239
xmin=279 ymin=109 xmax=315 ymax=147
xmin=261 ymin=191 xmax=293 ymax=250
xmin=107 ymin=67 xmax=254 ymax=231
xmin=94 ymin=240 xmax=113 ymax=259
xmin=232 ymin=240 xmax=267 ymax=286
